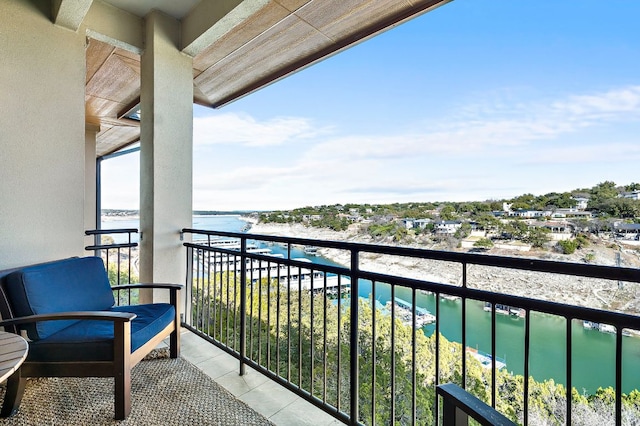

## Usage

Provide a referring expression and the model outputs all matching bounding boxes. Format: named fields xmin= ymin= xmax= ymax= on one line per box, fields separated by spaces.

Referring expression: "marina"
xmin=198 ymin=238 xmax=351 ymax=295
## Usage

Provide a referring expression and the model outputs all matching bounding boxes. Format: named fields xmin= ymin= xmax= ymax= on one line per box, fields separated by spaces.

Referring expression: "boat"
xmin=440 ymin=294 xmax=460 ymax=301
xmin=582 ymin=321 xmax=631 ymax=336
xmin=466 ymin=347 xmax=507 ymax=370
xmin=303 ymin=245 xmax=320 ymax=256
xmin=483 ymin=302 xmax=525 ymax=318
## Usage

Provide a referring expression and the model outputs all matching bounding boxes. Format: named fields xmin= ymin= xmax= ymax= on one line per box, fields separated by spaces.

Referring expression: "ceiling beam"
xmin=181 ymin=0 xmax=270 ymax=57
xmin=52 ymin=0 xmax=93 ymax=31
xmin=82 ymin=0 xmax=144 ymax=54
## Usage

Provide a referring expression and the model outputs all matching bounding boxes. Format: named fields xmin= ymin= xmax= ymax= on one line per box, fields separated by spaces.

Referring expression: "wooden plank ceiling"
xmin=87 ymin=0 xmax=450 ymax=157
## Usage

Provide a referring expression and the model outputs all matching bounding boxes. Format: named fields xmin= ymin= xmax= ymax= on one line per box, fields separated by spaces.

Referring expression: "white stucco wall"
xmin=0 ymin=2 xmax=86 ymax=269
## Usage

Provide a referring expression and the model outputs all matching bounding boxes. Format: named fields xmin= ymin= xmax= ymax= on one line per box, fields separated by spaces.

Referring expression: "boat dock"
xmin=390 ymin=297 xmax=436 ymax=327
xmin=196 ymin=240 xmax=351 ymax=294
xmin=484 ymin=302 xmax=525 ymax=318
xmin=466 ymin=347 xmax=507 ymax=370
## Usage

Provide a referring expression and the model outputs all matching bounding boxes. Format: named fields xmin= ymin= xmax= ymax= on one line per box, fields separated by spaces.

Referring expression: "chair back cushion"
xmin=5 ymin=257 xmax=116 ymax=340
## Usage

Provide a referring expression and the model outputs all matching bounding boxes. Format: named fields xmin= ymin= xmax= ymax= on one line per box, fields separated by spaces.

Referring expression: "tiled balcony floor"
xmin=178 ymin=329 xmax=342 ymax=426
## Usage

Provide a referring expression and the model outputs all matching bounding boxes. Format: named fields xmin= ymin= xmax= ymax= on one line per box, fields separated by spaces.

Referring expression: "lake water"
xmin=101 ymin=214 xmax=640 ymax=394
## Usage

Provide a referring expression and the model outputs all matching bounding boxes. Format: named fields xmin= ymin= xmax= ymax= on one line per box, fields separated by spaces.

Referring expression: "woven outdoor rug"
xmin=0 ymin=350 xmax=274 ymax=426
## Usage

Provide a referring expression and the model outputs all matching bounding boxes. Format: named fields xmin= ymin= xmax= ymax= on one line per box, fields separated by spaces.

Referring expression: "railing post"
xmin=350 ymin=249 xmax=359 ymax=425
xmin=184 ymin=244 xmax=193 ymax=328
xmin=441 ymin=396 xmax=468 ymax=426
xmin=239 ymin=237 xmax=247 ymax=376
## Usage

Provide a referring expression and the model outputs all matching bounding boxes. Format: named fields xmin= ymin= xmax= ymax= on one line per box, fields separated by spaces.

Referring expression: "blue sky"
xmin=102 ymin=0 xmax=640 ymax=211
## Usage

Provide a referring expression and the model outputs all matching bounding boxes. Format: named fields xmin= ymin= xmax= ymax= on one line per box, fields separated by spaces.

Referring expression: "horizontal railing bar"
xmin=85 ymin=243 xmax=138 ymax=251
xmin=182 ymin=229 xmax=640 ymax=283
xmin=85 ymin=228 xmax=138 ymax=235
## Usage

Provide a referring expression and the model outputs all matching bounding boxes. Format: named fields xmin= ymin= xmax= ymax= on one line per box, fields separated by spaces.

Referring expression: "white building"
xmin=434 ymin=220 xmax=462 ymax=235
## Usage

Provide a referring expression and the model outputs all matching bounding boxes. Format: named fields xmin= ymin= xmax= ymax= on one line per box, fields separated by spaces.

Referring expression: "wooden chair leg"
xmin=1 ymin=370 xmax=26 ymax=417
xmin=170 ymin=328 xmax=180 ymax=359
xmin=114 ymin=320 xmax=131 ymax=420
xmin=170 ymin=290 xmax=180 ymax=359
xmin=114 ymin=365 xmax=131 ymax=420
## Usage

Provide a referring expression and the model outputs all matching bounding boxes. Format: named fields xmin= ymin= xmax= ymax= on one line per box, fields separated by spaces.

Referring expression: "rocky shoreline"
xmin=248 ymin=221 xmax=640 ymax=314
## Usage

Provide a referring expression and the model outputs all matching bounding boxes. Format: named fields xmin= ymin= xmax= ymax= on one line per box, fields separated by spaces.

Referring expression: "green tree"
xmin=526 ymin=227 xmax=551 ymax=248
xmin=558 ymin=239 xmax=578 ymax=254
xmin=454 ymin=222 xmax=472 ymax=239
xmin=439 ymin=205 xmax=456 ymax=221
xmin=588 ymin=181 xmax=619 ymax=211
xmin=501 ymin=220 xmax=528 ymax=240
xmin=474 ymin=238 xmax=494 ymax=249
xmin=625 ymin=182 xmax=640 ymax=191
xmin=473 ymin=213 xmax=500 ymax=230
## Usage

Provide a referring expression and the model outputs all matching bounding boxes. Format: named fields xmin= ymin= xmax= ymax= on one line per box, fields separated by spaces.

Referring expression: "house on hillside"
xmin=614 ymin=223 xmax=640 ymax=240
xmin=402 ymin=218 xmax=416 ymax=229
xmin=509 ymin=209 xmax=547 ymax=218
xmin=551 ymin=208 xmax=593 ymax=219
xmin=530 ymin=221 xmax=573 ymax=241
xmin=572 ymin=196 xmax=590 ymax=210
xmin=434 ymin=220 xmax=462 ymax=235
xmin=403 ymin=218 xmax=433 ymax=229
xmin=622 ymin=191 xmax=640 ymax=200
xmin=414 ymin=219 xmax=432 ymax=229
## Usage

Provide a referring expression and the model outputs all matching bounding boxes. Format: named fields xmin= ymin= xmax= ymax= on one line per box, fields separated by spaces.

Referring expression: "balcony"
xmin=170 ymin=228 xmax=639 ymax=425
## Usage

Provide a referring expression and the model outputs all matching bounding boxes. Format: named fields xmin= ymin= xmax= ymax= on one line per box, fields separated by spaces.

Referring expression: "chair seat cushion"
xmin=26 ymin=303 xmax=175 ymax=362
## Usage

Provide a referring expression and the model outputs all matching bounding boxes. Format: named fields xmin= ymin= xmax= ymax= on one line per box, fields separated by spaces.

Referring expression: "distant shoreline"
xmin=101 ymin=213 xmax=248 ymax=221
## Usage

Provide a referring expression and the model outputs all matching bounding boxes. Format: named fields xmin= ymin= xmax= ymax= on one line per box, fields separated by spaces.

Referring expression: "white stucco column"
xmin=84 ymin=123 xmax=100 ymax=249
xmin=139 ymin=11 xmax=193 ymax=302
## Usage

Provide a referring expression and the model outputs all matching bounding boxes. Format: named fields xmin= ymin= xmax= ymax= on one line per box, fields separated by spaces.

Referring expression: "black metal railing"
xmin=85 ymin=228 xmax=139 ymax=304
xmin=181 ymin=228 xmax=640 ymax=426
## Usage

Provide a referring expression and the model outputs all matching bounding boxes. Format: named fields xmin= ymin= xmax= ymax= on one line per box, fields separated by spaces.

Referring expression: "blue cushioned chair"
xmin=0 ymin=257 xmax=181 ymax=419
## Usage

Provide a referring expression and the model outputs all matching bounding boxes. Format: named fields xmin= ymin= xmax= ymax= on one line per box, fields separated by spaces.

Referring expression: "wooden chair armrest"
xmin=0 ymin=311 xmax=136 ymax=327
xmin=112 ymin=283 xmax=182 ymax=291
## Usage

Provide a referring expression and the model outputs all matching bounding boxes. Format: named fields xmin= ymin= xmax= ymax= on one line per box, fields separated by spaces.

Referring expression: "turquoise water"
xmin=359 ymin=282 xmax=640 ymax=394
xmin=101 ymin=215 xmax=640 ymax=394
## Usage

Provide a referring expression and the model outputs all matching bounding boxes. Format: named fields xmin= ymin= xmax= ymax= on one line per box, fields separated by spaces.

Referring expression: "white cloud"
xmin=552 ymin=86 xmax=640 ymax=118
xmin=294 ymin=85 xmax=640 ymax=170
xmin=194 ymin=164 xmax=304 ymax=191
xmin=193 ymin=113 xmax=327 ymax=147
